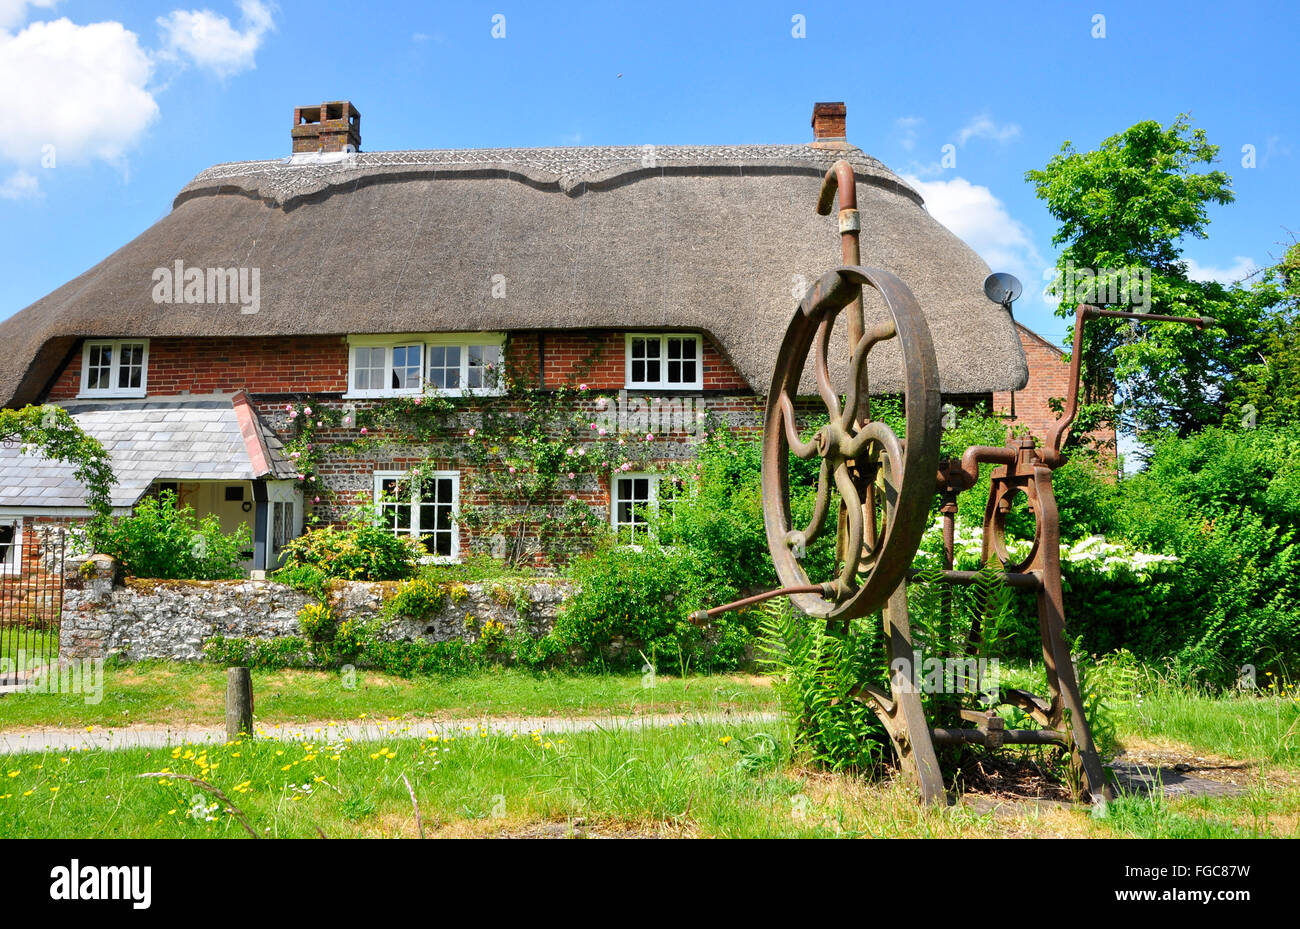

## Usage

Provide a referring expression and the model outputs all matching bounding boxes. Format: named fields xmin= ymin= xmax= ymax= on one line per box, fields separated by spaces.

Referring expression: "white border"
xmin=0 ymin=517 xmax=22 ymax=575
xmin=623 ymin=333 xmax=703 ymax=391
xmin=373 ymin=468 xmax=461 ymax=562
xmin=78 ymin=339 xmax=150 ymax=399
xmin=345 ymin=333 xmax=506 ymax=399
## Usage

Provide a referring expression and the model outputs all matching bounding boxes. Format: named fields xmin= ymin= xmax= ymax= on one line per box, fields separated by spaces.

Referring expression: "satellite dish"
xmin=983 ymin=272 xmax=1023 ymax=307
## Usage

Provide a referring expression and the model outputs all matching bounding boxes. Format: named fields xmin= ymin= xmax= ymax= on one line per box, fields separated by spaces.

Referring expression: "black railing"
xmin=0 ymin=526 xmax=65 ymax=679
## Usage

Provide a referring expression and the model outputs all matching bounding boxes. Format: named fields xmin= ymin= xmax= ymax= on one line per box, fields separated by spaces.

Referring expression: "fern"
xmin=758 ymin=598 xmax=887 ymax=773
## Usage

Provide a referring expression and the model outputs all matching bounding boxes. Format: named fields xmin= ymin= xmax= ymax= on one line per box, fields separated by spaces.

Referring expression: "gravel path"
xmin=0 ymin=711 xmax=781 ymax=755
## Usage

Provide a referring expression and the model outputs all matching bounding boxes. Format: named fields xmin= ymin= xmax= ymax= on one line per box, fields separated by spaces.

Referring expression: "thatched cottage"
xmin=0 ymin=101 xmax=1031 ymax=574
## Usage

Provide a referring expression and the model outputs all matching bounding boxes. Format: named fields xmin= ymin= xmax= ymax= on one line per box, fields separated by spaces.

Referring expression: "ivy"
xmin=275 ymin=339 xmax=676 ymax=568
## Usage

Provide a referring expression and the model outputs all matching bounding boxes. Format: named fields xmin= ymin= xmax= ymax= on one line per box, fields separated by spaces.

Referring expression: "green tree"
xmin=1222 ymin=241 xmax=1300 ymax=428
xmin=1026 ymin=115 xmax=1263 ymax=437
xmin=0 ymin=404 xmax=116 ymax=541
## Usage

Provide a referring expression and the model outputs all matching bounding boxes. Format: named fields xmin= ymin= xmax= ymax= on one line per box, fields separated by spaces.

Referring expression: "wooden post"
xmin=225 ymin=667 xmax=253 ymax=742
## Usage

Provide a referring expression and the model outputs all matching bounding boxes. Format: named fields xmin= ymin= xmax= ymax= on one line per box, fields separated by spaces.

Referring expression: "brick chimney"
xmin=811 ymin=101 xmax=847 ymax=147
xmin=291 ymin=101 xmax=361 ymax=154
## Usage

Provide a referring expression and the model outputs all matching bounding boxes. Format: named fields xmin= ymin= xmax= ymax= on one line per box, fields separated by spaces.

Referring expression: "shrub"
xmin=382 ymin=578 xmax=448 ymax=619
xmin=277 ymin=504 xmax=421 ymax=582
xmin=296 ymin=603 xmax=337 ymax=643
xmin=667 ymin=422 xmax=835 ymax=595
xmin=554 ymin=544 xmax=744 ymax=673
xmin=1106 ymin=425 xmax=1300 ymax=682
xmin=99 ymin=490 xmax=249 ymax=579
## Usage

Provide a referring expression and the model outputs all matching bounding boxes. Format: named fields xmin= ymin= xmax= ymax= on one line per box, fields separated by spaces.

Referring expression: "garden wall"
xmin=59 ymin=556 xmax=567 ymax=662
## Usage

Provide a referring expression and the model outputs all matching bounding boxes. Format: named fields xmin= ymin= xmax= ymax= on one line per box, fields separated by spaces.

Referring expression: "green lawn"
xmin=0 ymin=662 xmax=776 ymax=730
xmin=0 ymin=661 xmax=1294 ymax=838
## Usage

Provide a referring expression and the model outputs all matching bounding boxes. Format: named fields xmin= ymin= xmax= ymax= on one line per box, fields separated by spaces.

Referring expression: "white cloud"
xmin=157 ymin=0 xmax=275 ymax=77
xmin=956 ymin=113 xmax=1020 ymax=147
xmin=0 ymin=0 xmax=57 ymax=31
xmin=904 ymin=174 xmax=1042 ymax=284
xmin=0 ymin=169 xmax=40 ymax=199
xmin=0 ymin=18 xmax=158 ymax=170
xmin=1184 ymin=256 xmax=1257 ymax=286
xmin=894 ymin=116 xmax=923 ymax=152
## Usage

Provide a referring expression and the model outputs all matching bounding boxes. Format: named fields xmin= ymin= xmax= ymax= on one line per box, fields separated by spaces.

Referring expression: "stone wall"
xmin=60 ymin=556 xmax=567 ymax=662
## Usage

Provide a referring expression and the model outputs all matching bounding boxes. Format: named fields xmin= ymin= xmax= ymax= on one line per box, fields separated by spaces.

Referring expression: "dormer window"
xmin=79 ymin=339 xmax=149 ymax=398
xmin=625 ymin=334 xmax=702 ymax=390
xmin=346 ymin=334 xmax=504 ymax=398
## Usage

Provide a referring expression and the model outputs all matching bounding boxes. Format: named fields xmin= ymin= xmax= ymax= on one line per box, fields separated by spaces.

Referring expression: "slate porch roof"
xmin=0 ymin=394 xmax=295 ymax=512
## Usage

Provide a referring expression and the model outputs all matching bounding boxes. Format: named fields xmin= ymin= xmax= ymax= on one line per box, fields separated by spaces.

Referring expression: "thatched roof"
xmin=0 ymin=143 xmax=1028 ymax=407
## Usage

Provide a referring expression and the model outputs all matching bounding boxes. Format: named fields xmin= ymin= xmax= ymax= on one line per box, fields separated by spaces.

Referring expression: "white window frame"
xmin=610 ymin=471 xmax=676 ymax=545
xmin=0 ymin=517 xmax=22 ymax=575
xmin=373 ymin=469 xmax=460 ymax=562
xmin=79 ymin=339 xmax=149 ymax=398
xmin=345 ymin=333 xmax=505 ymax=399
xmin=624 ymin=333 xmax=703 ymax=390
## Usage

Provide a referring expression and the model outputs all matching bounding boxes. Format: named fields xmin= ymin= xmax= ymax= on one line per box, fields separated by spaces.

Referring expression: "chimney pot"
xmin=811 ymin=101 xmax=847 ymax=146
xmin=291 ymin=100 xmax=361 ymax=154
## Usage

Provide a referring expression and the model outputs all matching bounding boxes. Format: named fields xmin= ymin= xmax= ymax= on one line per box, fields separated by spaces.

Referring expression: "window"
xmin=611 ymin=473 xmax=676 ymax=545
xmin=374 ymin=470 xmax=459 ymax=560
xmin=0 ymin=520 xmax=20 ymax=575
xmin=625 ymin=334 xmax=702 ymax=390
xmin=271 ymin=501 xmax=295 ymax=561
xmin=80 ymin=339 xmax=149 ymax=397
xmin=347 ymin=335 xmax=503 ymax=398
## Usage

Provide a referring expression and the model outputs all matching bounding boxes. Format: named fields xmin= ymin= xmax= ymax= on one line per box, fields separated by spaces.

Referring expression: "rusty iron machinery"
xmin=693 ymin=158 xmax=1215 ymax=806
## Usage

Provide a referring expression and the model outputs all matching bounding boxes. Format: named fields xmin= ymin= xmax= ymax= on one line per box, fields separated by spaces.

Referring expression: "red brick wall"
xmin=993 ymin=325 xmax=1116 ymax=454
xmin=47 ymin=336 xmax=351 ymax=399
xmin=45 ymin=331 xmax=751 ymax=399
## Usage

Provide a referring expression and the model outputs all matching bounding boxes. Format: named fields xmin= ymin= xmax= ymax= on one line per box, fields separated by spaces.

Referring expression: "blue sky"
xmin=1 ymin=0 xmax=1296 ymax=347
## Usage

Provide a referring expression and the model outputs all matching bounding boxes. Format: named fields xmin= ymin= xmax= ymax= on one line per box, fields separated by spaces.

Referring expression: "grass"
xmin=0 ymin=659 xmax=1295 ymax=838
xmin=0 ymin=662 xmax=777 ymax=730
xmin=0 ymin=629 xmax=58 ymax=663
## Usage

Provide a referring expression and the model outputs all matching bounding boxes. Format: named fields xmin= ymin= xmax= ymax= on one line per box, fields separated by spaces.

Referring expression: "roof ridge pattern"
xmin=180 ymin=144 xmax=912 ymax=207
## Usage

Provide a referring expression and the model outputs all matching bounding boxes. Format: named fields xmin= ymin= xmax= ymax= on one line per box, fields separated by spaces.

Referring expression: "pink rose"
xmin=360 ymin=427 xmax=368 ymax=435
xmin=567 ymin=472 xmax=576 ymax=479
xmin=578 ymin=383 xmax=588 ymax=391
xmin=469 ymin=428 xmax=476 ymax=436
xmin=598 ymin=428 xmax=607 ymax=436
xmin=304 ymin=407 xmax=313 ymax=416
xmin=645 ymin=433 xmax=654 ymax=441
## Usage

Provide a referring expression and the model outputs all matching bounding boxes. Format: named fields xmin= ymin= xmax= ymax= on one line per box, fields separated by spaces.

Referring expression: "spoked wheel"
xmin=762 ymin=265 xmax=942 ymax=623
